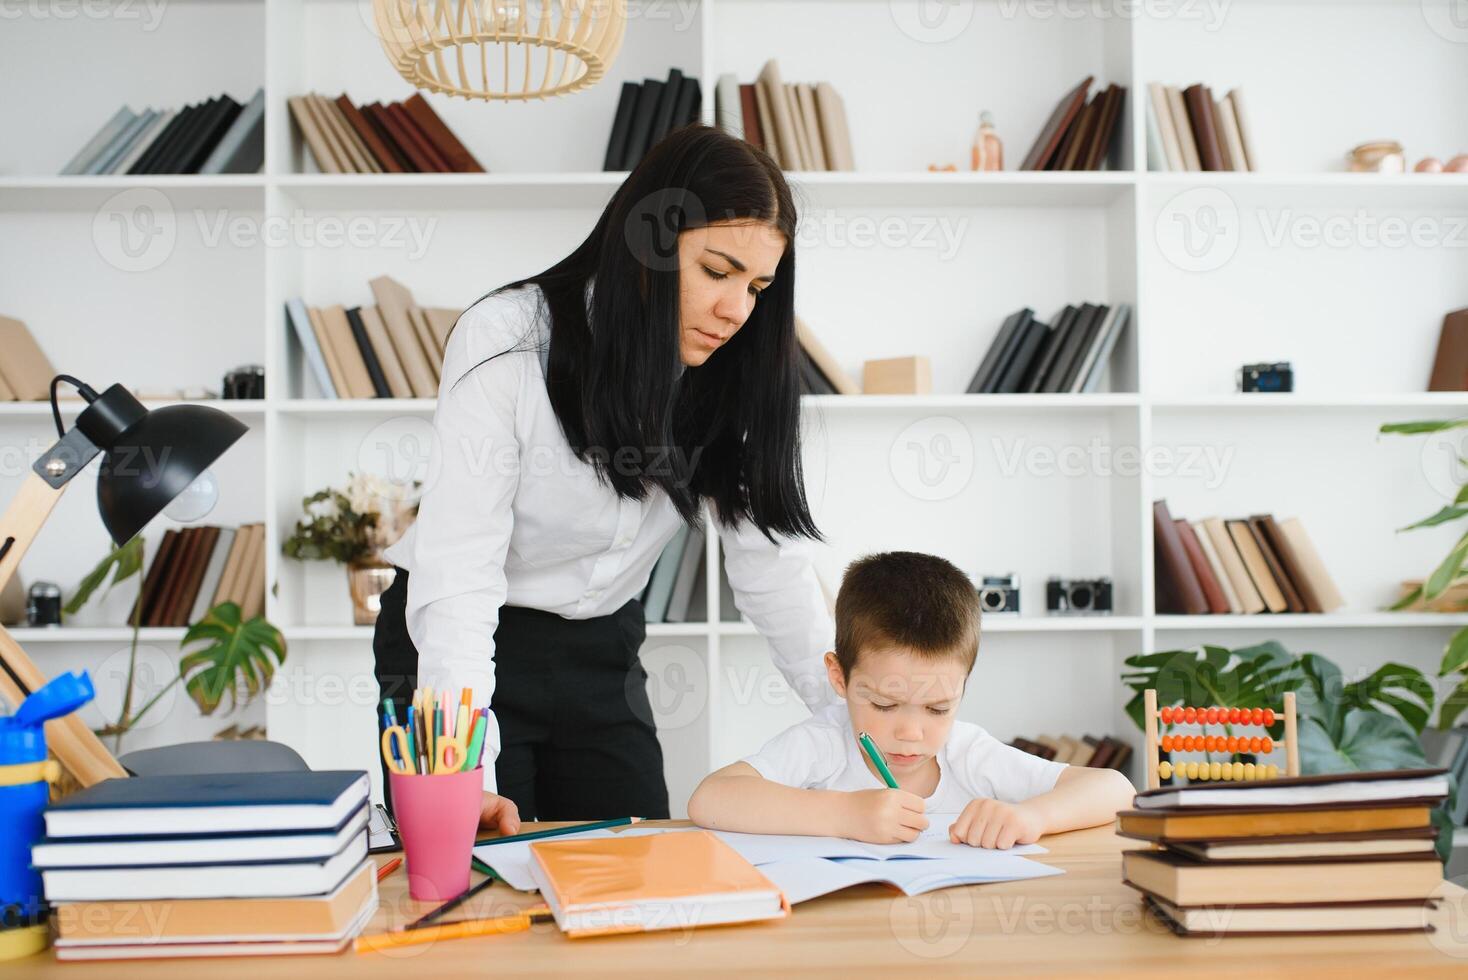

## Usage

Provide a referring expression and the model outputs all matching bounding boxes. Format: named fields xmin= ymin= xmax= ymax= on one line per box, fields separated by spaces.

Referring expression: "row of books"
xmin=289 ymin=92 xmax=483 ymax=174
xmin=37 ymin=770 xmax=374 ymax=959
xmin=1153 ymin=501 xmax=1344 ymax=616
xmin=966 ymin=303 xmax=1130 ymax=395
xmin=1010 ymin=733 xmax=1132 ymax=771
xmin=710 ymin=59 xmax=855 ymax=171
xmin=286 ymin=277 xmax=457 ymax=399
xmin=1019 ymin=77 xmax=1127 ymax=172
xmin=134 ymin=524 xmax=266 ymax=628
xmin=59 ymin=89 xmax=264 ymax=176
xmin=1120 ymin=768 xmax=1448 ymax=937
xmin=602 ymin=67 xmax=703 ymax=171
xmin=638 ymin=528 xmax=753 ymax=624
xmin=1146 ymin=82 xmax=1257 ymax=173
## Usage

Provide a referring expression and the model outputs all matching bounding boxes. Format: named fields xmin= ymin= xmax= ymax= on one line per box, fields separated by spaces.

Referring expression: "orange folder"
xmin=529 ymin=830 xmax=789 ymax=938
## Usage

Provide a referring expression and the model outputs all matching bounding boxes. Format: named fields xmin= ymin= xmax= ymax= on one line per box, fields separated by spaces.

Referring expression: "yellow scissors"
xmin=433 ymin=731 xmax=467 ymax=774
xmin=382 ymin=726 xmax=416 ymax=775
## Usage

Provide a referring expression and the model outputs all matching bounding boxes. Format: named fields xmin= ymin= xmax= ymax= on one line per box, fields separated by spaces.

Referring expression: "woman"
xmin=374 ymin=125 xmax=837 ymax=833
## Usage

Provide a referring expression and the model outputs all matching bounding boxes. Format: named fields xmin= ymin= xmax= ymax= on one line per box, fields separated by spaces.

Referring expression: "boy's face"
xmin=825 ymin=646 xmax=968 ymax=778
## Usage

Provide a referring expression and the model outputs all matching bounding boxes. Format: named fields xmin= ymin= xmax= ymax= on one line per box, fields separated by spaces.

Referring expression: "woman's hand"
xmin=478 ymin=791 xmax=521 ymax=835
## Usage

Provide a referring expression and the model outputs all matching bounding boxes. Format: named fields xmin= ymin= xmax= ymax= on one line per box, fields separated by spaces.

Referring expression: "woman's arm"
xmin=688 ymin=762 xmax=928 ymax=843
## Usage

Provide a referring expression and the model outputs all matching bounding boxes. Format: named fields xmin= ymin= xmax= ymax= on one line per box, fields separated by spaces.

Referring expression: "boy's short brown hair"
xmin=833 ymin=551 xmax=982 ymax=678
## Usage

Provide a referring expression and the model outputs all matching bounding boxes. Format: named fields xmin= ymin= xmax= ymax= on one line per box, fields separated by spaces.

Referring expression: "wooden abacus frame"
xmin=1143 ymin=689 xmax=1299 ymax=790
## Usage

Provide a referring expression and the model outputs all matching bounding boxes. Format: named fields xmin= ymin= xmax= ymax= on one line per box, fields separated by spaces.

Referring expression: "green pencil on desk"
xmin=858 ymin=731 xmax=899 ymax=789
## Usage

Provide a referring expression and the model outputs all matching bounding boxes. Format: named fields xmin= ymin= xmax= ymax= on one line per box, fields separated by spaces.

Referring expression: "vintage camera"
xmin=1046 ymin=577 xmax=1112 ymax=615
xmin=1237 ymin=362 xmax=1293 ymax=393
xmin=223 ymin=364 xmax=265 ymax=399
xmin=977 ymin=574 xmax=1020 ymax=614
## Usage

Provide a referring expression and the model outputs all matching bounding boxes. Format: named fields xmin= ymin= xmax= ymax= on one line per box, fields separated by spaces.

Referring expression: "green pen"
xmin=857 ymin=731 xmax=899 ymax=789
xmin=460 ymin=711 xmax=487 ymax=772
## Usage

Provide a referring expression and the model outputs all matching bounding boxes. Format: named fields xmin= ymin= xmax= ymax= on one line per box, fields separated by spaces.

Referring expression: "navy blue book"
xmin=44 ymin=770 xmax=369 ymax=839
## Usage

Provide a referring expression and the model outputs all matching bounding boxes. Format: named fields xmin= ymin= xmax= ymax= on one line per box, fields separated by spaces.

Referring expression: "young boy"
xmin=689 ymin=551 xmax=1134 ymax=847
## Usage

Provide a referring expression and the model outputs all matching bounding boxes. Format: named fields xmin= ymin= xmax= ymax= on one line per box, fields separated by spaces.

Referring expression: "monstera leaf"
xmin=179 ymin=602 xmax=287 ymax=715
xmin=1297 ymin=710 xmax=1428 ymax=774
xmin=1296 ymin=653 xmax=1434 ymax=738
xmin=63 ymin=536 xmax=145 ymax=617
xmin=1122 ymin=641 xmax=1302 ymax=733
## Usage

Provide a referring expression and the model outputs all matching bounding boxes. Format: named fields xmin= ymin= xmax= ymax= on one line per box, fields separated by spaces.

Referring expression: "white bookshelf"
xmin=3 ymin=0 xmax=1467 ymax=815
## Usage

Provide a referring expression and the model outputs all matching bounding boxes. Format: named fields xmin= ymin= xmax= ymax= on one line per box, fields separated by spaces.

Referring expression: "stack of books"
xmin=710 ymin=59 xmax=855 ymax=172
xmin=134 ymin=523 xmax=265 ymax=627
xmin=1011 ymin=734 xmax=1132 ymax=771
xmin=286 ymin=277 xmax=457 ymax=399
xmin=1119 ymin=768 xmax=1450 ymax=937
xmin=1146 ymin=82 xmax=1257 ymax=172
xmin=966 ymin=304 xmax=1131 ymax=394
xmin=59 ymin=89 xmax=264 ymax=176
xmin=1019 ymin=76 xmax=1128 ymax=172
xmin=1153 ymin=499 xmax=1344 ymax=616
xmin=35 ymin=771 xmax=375 ymax=959
xmin=288 ymin=92 xmax=483 ymax=174
xmin=603 ymin=67 xmax=703 ymax=171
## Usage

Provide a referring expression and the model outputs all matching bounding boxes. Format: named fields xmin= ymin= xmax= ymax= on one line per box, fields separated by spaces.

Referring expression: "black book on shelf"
xmin=994 ymin=316 xmax=1050 ymax=393
xmin=127 ymin=101 xmax=196 ymax=175
xmin=200 ymin=88 xmax=265 ymax=174
xmin=1022 ymin=305 xmax=1075 ymax=393
xmin=621 ymin=79 xmax=665 ymax=170
xmin=646 ymin=68 xmax=685 ymax=154
xmin=673 ymin=75 xmax=702 ymax=129
xmin=604 ymin=81 xmax=641 ymax=171
xmin=345 ymin=306 xmax=392 ymax=397
xmin=174 ymin=95 xmax=243 ymax=174
xmin=965 ymin=308 xmax=1031 ymax=394
xmin=149 ymin=97 xmax=221 ymax=174
xmin=1056 ymin=303 xmax=1110 ymax=392
xmin=979 ymin=308 xmax=1035 ymax=392
xmin=1040 ymin=302 xmax=1097 ymax=392
xmin=799 ymin=350 xmax=836 ymax=395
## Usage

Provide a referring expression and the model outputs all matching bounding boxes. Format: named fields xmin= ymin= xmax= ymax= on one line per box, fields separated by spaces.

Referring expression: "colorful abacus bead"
xmin=1263 ymin=708 xmax=1275 ymax=726
xmin=1228 ymin=707 xmax=1241 ymax=724
xmin=1266 ymin=764 xmax=1279 ymax=779
xmin=1262 ymin=736 xmax=1273 ymax=754
xmin=1158 ymin=761 xmax=1173 ymax=779
xmin=1184 ymin=707 xmax=1197 ymax=723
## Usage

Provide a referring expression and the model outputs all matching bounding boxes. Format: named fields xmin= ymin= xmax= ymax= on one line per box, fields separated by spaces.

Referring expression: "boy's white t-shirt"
xmin=741 ymin=709 xmax=1068 ymax=811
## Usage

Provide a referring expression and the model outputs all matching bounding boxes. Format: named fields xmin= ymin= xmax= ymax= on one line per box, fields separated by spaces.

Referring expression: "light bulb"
xmin=163 ymin=468 xmax=220 ymax=522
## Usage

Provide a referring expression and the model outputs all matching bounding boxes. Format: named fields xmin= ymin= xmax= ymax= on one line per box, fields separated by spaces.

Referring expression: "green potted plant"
xmin=64 ymin=535 xmax=287 ymax=753
xmin=281 ymin=472 xmax=418 ymax=625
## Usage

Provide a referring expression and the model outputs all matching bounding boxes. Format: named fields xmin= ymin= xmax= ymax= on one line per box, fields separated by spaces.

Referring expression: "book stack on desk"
xmin=34 ymin=770 xmax=375 ymax=959
xmin=1118 ymin=768 xmax=1450 ymax=938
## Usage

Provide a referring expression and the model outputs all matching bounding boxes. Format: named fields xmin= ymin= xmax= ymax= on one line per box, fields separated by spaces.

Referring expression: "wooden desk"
xmin=11 ymin=822 xmax=1468 ymax=977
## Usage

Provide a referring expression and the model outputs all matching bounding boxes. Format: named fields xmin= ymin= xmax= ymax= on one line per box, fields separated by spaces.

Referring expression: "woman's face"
xmin=676 ymin=219 xmax=787 ymax=367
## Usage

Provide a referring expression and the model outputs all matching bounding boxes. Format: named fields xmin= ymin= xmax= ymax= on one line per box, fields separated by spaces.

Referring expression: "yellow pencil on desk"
xmin=355 ymin=907 xmax=551 ymax=953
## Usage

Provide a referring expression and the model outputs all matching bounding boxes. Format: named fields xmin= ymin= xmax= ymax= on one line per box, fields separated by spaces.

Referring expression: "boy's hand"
xmin=949 ymin=798 xmax=1044 ymax=849
xmin=841 ymin=788 xmax=928 ymax=843
xmin=478 ymin=791 xmax=521 ymax=835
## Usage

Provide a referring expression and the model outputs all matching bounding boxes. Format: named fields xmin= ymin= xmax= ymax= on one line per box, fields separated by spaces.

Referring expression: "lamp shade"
xmin=85 ymin=393 xmax=248 ymax=546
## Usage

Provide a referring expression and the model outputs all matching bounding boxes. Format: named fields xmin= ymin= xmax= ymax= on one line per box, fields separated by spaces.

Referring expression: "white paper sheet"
xmin=758 ymin=852 xmax=1062 ymax=903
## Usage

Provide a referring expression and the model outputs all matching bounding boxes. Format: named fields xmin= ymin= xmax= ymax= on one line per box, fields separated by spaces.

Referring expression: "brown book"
xmin=1278 ymin=517 xmax=1345 ymax=612
xmin=320 ymin=305 xmax=376 ymax=398
xmin=386 ymin=102 xmax=451 ymax=172
xmin=366 ymin=103 xmax=435 ymax=173
xmin=1117 ymin=804 xmax=1433 ymax=842
xmin=335 ymin=94 xmax=405 ymax=173
xmin=209 ymin=525 xmax=251 ymax=609
xmin=1144 ymin=892 xmax=1431 ymax=937
xmin=357 ymin=305 xmax=412 ymax=398
xmin=166 ymin=525 xmax=221 ymax=626
xmin=1153 ymin=500 xmax=1208 ymax=614
xmin=424 ymin=307 xmax=459 ymax=355
xmin=407 ymin=307 xmax=444 ymax=382
xmin=239 ymin=524 xmax=267 ymax=620
xmin=1063 ymin=736 xmax=1095 ymax=766
xmin=403 ymin=93 xmax=484 ymax=173
xmin=1168 ymin=828 xmax=1439 ymax=864
xmin=132 ymin=529 xmax=181 ymax=627
xmin=738 ymin=83 xmax=763 ymax=153
xmin=1182 ymin=83 xmax=1224 ymax=171
xmin=231 ymin=524 xmax=263 ymax=610
xmin=311 ymin=94 xmax=377 ymax=174
xmin=306 ymin=305 xmax=350 ymax=399
xmin=1428 ymin=308 xmax=1468 ymax=391
xmin=370 ymin=276 xmax=439 ymax=398
xmin=1020 ymin=76 xmax=1093 ymax=171
xmin=1082 ymin=84 xmax=1125 ymax=170
xmin=1175 ymin=519 xmax=1229 ymax=613
xmin=1190 ymin=519 xmax=1240 ymax=613
xmin=286 ymin=95 xmax=342 ymax=174
xmin=0 ymin=368 xmax=14 ymax=401
xmin=360 ymin=103 xmax=417 ymax=172
xmin=147 ymin=528 xmax=199 ymax=627
xmin=1084 ymin=736 xmax=1115 ymax=769
xmin=1052 ymin=93 xmax=1099 ymax=172
xmin=1201 ymin=516 xmax=1265 ymax=614
xmin=1123 ymin=849 xmax=1442 ymax=907
xmin=1256 ymin=515 xmax=1324 ymax=613
xmin=1247 ymin=516 xmax=1305 ymax=612
xmin=0 ymin=315 xmax=60 ymax=400
xmin=1226 ymin=518 xmax=1286 ymax=612
xmin=1165 ymin=85 xmax=1201 ymax=171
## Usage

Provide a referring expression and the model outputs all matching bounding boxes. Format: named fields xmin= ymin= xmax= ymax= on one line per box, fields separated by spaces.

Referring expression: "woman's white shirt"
xmin=381 ymin=284 xmax=838 ymax=792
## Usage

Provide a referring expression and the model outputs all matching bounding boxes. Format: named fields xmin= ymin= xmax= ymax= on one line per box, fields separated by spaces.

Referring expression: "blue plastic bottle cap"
xmin=0 ymin=671 xmax=97 ymax=766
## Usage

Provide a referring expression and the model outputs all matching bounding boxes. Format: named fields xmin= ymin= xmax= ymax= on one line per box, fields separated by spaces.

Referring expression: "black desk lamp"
xmin=0 ymin=376 xmax=248 ymax=785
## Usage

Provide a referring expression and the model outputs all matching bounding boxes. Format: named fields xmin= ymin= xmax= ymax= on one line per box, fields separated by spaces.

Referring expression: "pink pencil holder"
xmin=389 ymin=767 xmax=483 ymax=900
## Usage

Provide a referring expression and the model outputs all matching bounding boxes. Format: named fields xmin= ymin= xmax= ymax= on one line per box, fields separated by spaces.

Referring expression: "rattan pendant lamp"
xmin=371 ymin=0 xmax=628 ymax=101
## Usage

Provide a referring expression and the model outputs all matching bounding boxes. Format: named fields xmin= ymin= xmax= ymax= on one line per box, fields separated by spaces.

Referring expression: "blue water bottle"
xmin=0 ymin=671 xmax=97 ymax=960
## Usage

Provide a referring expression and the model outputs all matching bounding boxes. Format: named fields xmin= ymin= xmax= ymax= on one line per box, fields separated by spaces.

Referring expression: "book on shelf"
xmin=1428 ymin=307 xmax=1468 ymax=391
xmin=639 ymin=526 xmax=707 ymax=624
xmin=795 ymin=315 xmax=860 ymax=395
xmin=602 ymin=67 xmax=703 ymax=171
xmin=705 ymin=61 xmax=853 ymax=172
xmin=1154 ymin=500 xmax=1342 ymax=616
xmin=130 ymin=523 xmax=263 ymax=627
xmin=965 ymin=303 xmax=1130 ymax=394
xmin=286 ymin=276 xmax=457 ymax=399
xmin=289 ymin=91 xmax=482 ymax=174
xmin=1018 ymin=77 xmax=1127 ymax=172
xmin=1010 ymin=734 xmax=1131 ymax=771
xmin=1119 ymin=769 xmax=1449 ymax=937
xmin=1146 ymin=81 xmax=1257 ymax=172
xmin=0 ymin=314 xmax=60 ymax=400
xmin=58 ymin=89 xmax=263 ymax=176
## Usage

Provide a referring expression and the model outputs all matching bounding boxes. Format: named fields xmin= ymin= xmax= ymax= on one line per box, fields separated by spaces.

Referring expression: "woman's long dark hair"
xmin=454 ymin=124 xmax=819 ymax=542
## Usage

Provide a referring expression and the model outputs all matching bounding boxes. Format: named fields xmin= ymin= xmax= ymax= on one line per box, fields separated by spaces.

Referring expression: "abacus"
xmin=1143 ymin=689 xmax=1298 ymax=790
